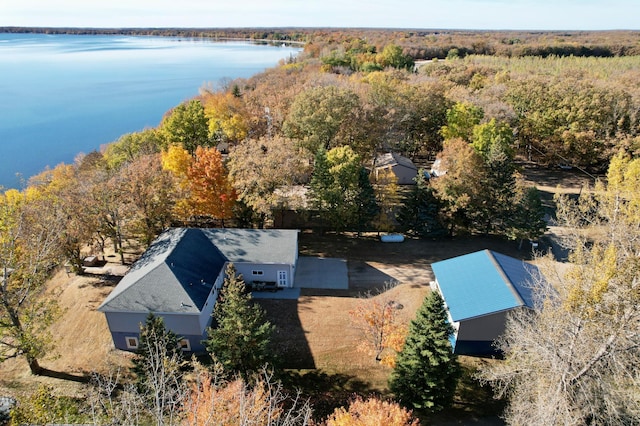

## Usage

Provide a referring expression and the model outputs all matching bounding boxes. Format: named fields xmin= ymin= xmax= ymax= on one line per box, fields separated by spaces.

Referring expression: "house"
xmin=431 ymin=250 xmax=539 ymax=356
xmin=98 ymin=227 xmax=299 ymax=353
xmin=374 ymin=152 xmax=418 ymax=185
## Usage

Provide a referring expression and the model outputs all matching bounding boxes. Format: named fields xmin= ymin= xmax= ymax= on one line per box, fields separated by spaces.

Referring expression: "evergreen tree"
xmin=475 ymin=143 xmax=517 ymax=234
xmin=204 ymin=264 xmax=275 ymax=378
xmin=131 ymin=313 xmax=186 ymax=424
xmin=390 ymin=291 xmax=460 ymax=413
xmin=397 ymin=170 xmax=446 ymax=237
xmin=508 ymin=185 xmax=547 ymax=249
xmin=354 ymin=167 xmax=379 ymax=234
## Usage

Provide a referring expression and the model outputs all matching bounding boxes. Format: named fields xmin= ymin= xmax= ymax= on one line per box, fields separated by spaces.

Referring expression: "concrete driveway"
xmin=294 ymin=256 xmax=349 ymax=290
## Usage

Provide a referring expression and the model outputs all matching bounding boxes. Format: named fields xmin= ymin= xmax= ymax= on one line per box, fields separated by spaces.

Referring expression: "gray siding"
xmin=457 ymin=311 xmax=507 ymax=342
xmin=110 ymin=331 xmax=207 ymax=353
xmin=235 ymin=262 xmax=295 ymax=288
xmin=105 ymin=311 xmax=205 ymax=338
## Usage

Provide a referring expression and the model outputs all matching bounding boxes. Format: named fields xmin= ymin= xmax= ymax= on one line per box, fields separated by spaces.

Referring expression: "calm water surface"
xmin=0 ymin=33 xmax=300 ymax=188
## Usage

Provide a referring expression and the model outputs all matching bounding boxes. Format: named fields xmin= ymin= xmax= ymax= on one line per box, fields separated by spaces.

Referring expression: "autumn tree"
xmin=159 ymin=99 xmax=210 ymax=154
xmin=117 ymin=154 xmax=176 ymax=246
xmin=203 ymin=91 xmax=250 ymax=146
xmin=93 ymin=168 xmax=131 ymax=265
xmin=227 ymin=135 xmax=311 ymax=226
xmin=349 ymin=282 xmax=407 ymax=367
xmin=371 ymin=169 xmax=400 ymax=234
xmin=430 ymin=138 xmax=486 ymax=235
xmin=507 ymin=77 xmax=632 ymax=167
xmin=323 ymin=396 xmax=419 ymax=426
xmin=479 ymin=152 xmax=640 ymax=424
xmin=390 ymin=291 xmax=460 ymax=413
xmin=27 ymin=164 xmax=99 ymax=273
xmin=283 ymin=86 xmax=362 ymax=154
xmin=182 ymin=364 xmax=312 ymax=426
xmin=204 ymin=264 xmax=275 ymax=378
xmin=440 ymin=102 xmax=484 ymax=143
xmin=0 ymin=188 xmax=65 ymax=374
xmin=186 ymin=146 xmax=236 ymax=222
xmin=360 ymin=73 xmax=450 ymax=158
xmin=162 ymin=145 xmax=236 ymax=224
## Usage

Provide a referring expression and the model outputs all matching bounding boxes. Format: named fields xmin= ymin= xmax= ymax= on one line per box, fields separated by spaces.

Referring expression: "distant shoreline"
xmin=0 ymin=26 xmax=308 ymax=46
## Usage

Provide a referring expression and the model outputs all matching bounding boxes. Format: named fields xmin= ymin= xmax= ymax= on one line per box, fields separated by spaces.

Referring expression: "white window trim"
xmin=125 ymin=336 xmax=139 ymax=349
xmin=251 ymin=270 xmax=264 ymax=276
xmin=179 ymin=338 xmax=191 ymax=352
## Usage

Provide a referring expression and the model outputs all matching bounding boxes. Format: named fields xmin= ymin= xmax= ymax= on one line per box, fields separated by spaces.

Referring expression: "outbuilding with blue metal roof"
xmin=431 ymin=250 xmax=540 ymax=356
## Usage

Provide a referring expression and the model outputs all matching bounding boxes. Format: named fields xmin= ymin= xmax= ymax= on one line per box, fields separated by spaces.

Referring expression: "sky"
xmin=0 ymin=0 xmax=638 ymax=31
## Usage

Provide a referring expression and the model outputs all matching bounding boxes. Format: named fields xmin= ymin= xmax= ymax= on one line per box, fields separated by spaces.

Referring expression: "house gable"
xmin=375 ymin=152 xmax=417 ymax=171
xmin=98 ymin=228 xmax=226 ymax=314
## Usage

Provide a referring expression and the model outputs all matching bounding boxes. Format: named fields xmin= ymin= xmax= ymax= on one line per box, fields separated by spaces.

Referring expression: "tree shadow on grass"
xmin=427 ymin=361 xmax=506 ymax=425
xmin=278 ymin=369 xmax=373 ymax=421
xmin=37 ymin=368 xmax=91 ymax=384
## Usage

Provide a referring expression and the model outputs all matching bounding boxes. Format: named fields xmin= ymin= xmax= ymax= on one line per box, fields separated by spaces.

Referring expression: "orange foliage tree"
xmin=348 ymin=283 xmax=407 ymax=367
xmin=323 ymin=396 xmax=419 ymax=426
xmin=186 ymin=146 xmax=236 ymax=221
xmin=182 ymin=366 xmax=311 ymax=426
xmin=162 ymin=145 xmax=236 ymax=223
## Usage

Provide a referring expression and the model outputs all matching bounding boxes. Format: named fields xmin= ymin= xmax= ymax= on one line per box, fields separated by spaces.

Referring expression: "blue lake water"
xmin=0 ymin=33 xmax=301 ymax=188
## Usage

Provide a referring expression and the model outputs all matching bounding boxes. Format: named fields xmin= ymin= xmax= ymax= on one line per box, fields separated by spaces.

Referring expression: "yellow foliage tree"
xmin=203 ymin=91 xmax=249 ymax=145
xmin=480 ymin=151 xmax=640 ymax=424
xmin=161 ymin=144 xmax=193 ymax=218
xmin=161 ymin=145 xmax=236 ymax=222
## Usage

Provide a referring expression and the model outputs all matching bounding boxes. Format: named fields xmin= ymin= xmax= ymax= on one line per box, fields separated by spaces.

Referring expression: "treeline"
xmin=4 ymin=26 xmax=640 ymax=57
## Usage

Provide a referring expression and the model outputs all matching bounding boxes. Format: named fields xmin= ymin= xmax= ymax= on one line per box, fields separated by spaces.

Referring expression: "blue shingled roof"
xmin=431 ymin=250 xmax=537 ymax=322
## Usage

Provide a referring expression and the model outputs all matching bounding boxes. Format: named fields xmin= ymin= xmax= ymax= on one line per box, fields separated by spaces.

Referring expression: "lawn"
xmin=260 ymin=231 xmax=526 ymax=422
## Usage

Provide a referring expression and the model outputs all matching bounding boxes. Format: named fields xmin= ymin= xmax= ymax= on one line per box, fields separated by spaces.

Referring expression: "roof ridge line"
xmin=485 ymin=250 xmax=526 ymax=307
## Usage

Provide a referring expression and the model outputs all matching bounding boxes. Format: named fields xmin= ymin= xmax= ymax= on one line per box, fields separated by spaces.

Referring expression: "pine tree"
xmin=131 ymin=313 xmax=186 ymax=424
xmin=354 ymin=166 xmax=379 ymax=234
xmin=389 ymin=291 xmax=460 ymax=413
xmin=396 ymin=170 xmax=446 ymax=237
xmin=204 ymin=264 xmax=275 ymax=378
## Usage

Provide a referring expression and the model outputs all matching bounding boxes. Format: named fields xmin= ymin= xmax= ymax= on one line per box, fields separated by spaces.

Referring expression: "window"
xmin=251 ymin=270 xmax=264 ymax=276
xmin=179 ymin=338 xmax=191 ymax=352
xmin=125 ymin=336 xmax=139 ymax=349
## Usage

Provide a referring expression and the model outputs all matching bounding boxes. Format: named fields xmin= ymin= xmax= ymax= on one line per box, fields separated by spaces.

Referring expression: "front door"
xmin=277 ymin=270 xmax=288 ymax=287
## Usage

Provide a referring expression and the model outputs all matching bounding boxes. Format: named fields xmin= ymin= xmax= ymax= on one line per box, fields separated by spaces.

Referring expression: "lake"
xmin=0 ymin=33 xmax=301 ymax=189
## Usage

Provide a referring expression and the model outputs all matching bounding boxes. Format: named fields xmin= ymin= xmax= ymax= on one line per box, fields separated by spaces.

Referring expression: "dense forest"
xmin=1 ymin=27 xmax=639 ymax=425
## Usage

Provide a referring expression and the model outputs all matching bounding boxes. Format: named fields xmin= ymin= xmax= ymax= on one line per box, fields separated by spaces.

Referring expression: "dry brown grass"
xmin=0 ymin=257 xmax=135 ymax=398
